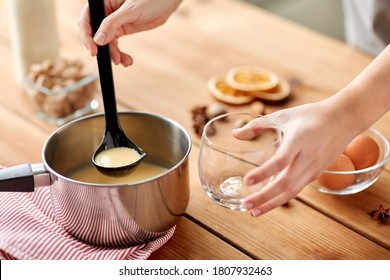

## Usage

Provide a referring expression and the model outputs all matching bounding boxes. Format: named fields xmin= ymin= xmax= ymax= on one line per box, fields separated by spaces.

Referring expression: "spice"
xmin=206 ymin=102 xmax=227 ymax=119
xmin=249 ymin=101 xmax=266 ymax=115
xmin=191 ymin=105 xmax=209 ymax=137
xmin=368 ymin=204 xmax=389 ymax=223
xmin=191 ymin=103 xmax=227 ymax=137
xmin=25 ymin=58 xmax=98 ymax=124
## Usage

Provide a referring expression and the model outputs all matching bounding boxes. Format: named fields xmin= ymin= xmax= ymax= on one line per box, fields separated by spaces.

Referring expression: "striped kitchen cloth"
xmin=0 ymin=186 xmax=174 ymax=260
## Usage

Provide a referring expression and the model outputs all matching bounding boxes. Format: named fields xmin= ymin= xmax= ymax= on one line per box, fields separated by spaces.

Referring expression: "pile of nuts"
xmin=25 ymin=58 xmax=97 ymax=119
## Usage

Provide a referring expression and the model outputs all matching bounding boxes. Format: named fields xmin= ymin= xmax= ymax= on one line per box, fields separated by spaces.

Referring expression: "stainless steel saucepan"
xmin=0 ymin=112 xmax=191 ymax=247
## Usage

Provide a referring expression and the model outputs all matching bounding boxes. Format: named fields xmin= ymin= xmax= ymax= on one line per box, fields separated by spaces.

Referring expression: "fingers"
xmin=119 ymin=52 xmax=133 ymax=67
xmin=232 ymin=126 xmax=256 ymax=141
xmin=243 ymin=131 xmax=299 ymax=186
xmin=238 ymin=127 xmax=309 ymax=216
xmin=243 ymin=164 xmax=306 ymax=217
xmin=79 ymin=3 xmax=133 ymax=66
xmin=233 ymin=117 xmax=278 ymax=141
xmin=93 ymin=6 xmax=139 ymax=46
xmin=79 ymin=4 xmax=133 ymax=67
xmin=242 ymin=135 xmax=324 ymax=217
xmin=109 ymin=42 xmax=133 ymax=67
xmin=79 ymin=0 xmax=182 ymax=66
xmin=78 ymin=5 xmax=97 ymax=56
xmin=232 ymin=116 xmax=300 ymax=214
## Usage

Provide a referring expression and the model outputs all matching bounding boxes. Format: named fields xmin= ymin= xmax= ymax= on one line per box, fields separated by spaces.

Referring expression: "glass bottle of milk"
xmin=8 ymin=0 xmax=59 ymax=85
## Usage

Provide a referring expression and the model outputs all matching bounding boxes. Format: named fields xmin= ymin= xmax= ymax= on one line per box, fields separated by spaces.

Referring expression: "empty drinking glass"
xmin=198 ymin=113 xmax=282 ymax=211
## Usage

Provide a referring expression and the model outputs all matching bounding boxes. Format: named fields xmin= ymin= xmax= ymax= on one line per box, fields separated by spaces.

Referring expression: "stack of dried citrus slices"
xmin=208 ymin=66 xmax=291 ymax=105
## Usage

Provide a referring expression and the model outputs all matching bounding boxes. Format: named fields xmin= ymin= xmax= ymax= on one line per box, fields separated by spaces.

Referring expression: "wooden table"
xmin=0 ymin=0 xmax=389 ymax=260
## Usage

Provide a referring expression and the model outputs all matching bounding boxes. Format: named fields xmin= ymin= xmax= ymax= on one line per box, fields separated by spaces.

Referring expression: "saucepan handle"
xmin=0 ymin=163 xmax=50 ymax=192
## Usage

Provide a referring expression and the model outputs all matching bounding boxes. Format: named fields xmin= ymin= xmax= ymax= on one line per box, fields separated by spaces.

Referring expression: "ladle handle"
xmin=88 ymin=0 xmax=120 ymax=131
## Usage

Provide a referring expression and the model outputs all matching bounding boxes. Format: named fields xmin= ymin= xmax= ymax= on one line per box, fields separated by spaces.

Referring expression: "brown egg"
xmin=318 ymin=154 xmax=355 ymax=190
xmin=344 ymin=135 xmax=380 ymax=170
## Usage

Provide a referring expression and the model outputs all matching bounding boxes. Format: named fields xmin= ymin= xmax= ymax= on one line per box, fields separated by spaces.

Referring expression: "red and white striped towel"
xmin=0 ymin=185 xmax=174 ymax=260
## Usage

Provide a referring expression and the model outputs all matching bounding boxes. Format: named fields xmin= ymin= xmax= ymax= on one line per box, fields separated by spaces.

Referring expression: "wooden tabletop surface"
xmin=0 ymin=0 xmax=389 ymax=260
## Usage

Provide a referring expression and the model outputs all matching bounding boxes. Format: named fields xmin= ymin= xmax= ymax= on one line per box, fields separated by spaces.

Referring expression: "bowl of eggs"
xmin=311 ymin=128 xmax=390 ymax=195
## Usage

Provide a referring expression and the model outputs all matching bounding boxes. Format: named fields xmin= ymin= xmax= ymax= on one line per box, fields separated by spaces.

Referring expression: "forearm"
xmin=324 ymin=44 xmax=390 ymax=136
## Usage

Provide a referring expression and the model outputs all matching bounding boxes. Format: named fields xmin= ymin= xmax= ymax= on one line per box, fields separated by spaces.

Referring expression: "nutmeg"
xmin=26 ymin=58 xmax=97 ymax=120
xmin=206 ymin=102 xmax=227 ymax=119
xmin=249 ymin=101 xmax=266 ymax=115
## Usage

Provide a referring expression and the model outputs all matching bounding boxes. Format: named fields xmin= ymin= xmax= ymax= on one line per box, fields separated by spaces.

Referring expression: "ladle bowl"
xmin=92 ymin=128 xmax=146 ymax=176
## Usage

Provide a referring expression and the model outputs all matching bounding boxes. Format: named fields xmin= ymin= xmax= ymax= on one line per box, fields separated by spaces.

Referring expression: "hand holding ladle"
xmin=89 ymin=0 xmax=146 ymax=176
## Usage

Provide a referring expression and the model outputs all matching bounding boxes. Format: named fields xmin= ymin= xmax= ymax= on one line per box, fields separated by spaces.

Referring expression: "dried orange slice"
xmin=207 ymin=75 xmax=255 ymax=105
xmin=226 ymin=66 xmax=279 ymax=91
xmin=247 ymin=77 xmax=291 ymax=101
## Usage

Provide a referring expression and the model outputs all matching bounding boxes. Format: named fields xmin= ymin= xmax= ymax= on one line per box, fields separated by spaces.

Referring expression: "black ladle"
xmin=89 ymin=0 xmax=146 ymax=176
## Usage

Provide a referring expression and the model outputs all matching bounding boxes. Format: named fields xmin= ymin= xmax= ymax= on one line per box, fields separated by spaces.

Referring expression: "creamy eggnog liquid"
xmin=68 ymin=162 xmax=167 ymax=184
xmin=95 ymin=147 xmax=142 ymax=168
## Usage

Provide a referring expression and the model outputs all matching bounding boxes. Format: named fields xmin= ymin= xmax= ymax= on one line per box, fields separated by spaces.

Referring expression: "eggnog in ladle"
xmin=94 ymin=147 xmax=143 ymax=168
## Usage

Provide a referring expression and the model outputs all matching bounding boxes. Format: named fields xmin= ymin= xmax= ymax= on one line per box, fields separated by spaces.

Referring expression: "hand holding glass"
xmin=198 ymin=113 xmax=282 ymax=211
